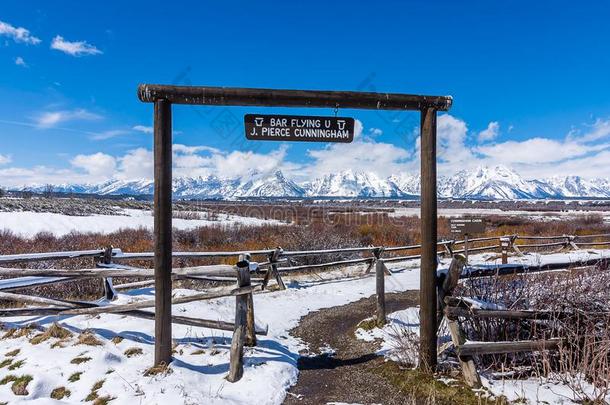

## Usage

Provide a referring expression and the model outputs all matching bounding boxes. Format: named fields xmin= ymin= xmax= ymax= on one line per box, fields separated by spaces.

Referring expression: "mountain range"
xmin=19 ymin=165 xmax=610 ymax=200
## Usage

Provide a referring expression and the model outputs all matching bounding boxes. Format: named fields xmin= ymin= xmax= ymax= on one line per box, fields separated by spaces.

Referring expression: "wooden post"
xmin=228 ymin=255 xmax=250 ymax=382
xmin=242 ymin=254 xmax=257 ymax=347
xmin=263 ymin=247 xmax=285 ymax=290
xmin=436 ymin=255 xmax=466 ymax=327
xmin=154 ymin=99 xmax=173 ymax=367
xmin=447 ymin=319 xmax=481 ymax=387
xmin=464 ymin=234 xmax=469 ymax=265
xmin=500 ymin=237 xmax=510 ymax=264
xmin=419 ymin=106 xmax=438 ymax=372
xmin=101 ymin=245 xmax=116 ymax=300
xmin=375 ymin=257 xmax=386 ymax=326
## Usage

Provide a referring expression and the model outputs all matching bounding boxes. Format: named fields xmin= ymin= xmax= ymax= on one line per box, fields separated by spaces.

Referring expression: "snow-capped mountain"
xmin=17 ymin=165 xmax=610 ymax=200
xmin=234 ymin=170 xmax=304 ymax=198
xmin=437 ymin=166 xmax=554 ymax=199
xmin=305 ymin=170 xmax=406 ymax=197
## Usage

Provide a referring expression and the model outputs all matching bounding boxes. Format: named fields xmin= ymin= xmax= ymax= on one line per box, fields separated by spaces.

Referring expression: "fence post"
xmin=99 ymin=246 xmax=117 ymax=300
xmin=511 ymin=235 xmax=523 ymax=256
xmin=500 ymin=237 xmax=510 ymax=264
xmin=375 ymin=248 xmax=386 ymax=326
xmin=263 ymin=247 xmax=285 ymax=290
xmin=243 ymin=254 xmax=257 ymax=347
xmin=228 ymin=254 xmax=251 ymax=382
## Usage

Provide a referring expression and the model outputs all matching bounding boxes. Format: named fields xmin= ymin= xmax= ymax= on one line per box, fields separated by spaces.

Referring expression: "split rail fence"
xmin=0 ymin=232 xmax=609 ymax=382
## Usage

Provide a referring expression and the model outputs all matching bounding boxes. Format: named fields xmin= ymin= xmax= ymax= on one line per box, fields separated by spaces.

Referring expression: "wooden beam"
xmin=458 ymin=339 xmax=562 ymax=357
xmin=138 ymin=84 xmax=453 ymax=111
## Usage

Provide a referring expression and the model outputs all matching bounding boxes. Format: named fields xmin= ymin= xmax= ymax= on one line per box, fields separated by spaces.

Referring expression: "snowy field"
xmin=0 ymin=209 xmax=284 ymax=238
xmin=0 ymin=249 xmax=609 ymax=404
xmin=389 ymin=207 xmax=610 ymax=221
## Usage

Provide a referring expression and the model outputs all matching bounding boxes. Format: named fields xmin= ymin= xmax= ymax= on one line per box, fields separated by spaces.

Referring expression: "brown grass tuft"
xmin=50 ymin=386 xmax=71 ymax=400
xmin=75 ymin=331 xmax=103 ymax=346
xmin=30 ymin=322 xmax=72 ymax=345
xmin=144 ymin=362 xmax=172 ymax=376
xmin=124 ymin=347 xmax=143 ymax=358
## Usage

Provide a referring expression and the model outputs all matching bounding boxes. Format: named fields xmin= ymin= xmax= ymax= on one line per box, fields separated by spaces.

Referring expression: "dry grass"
xmin=5 ymin=348 xmax=20 ymax=357
xmin=111 ymin=336 xmax=123 ymax=344
xmin=0 ymin=374 xmax=33 ymax=396
xmin=70 ymin=355 xmax=92 ymax=365
xmin=75 ymin=331 xmax=103 ymax=346
xmin=2 ymin=324 xmax=38 ymax=340
xmin=50 ymin=386 xmax=71 ymax=400
xmin=68 ymin=371 xmax=82 ymax=382
xmin=124 ymin=347 xmax=143 ymax=358
xmin=29 ymin=322 xmax=72 ymax=345
xmin=144 ymin=362 xmax=172 ymax=376
xmin=85 ymin=379 xmax=105 ymax=401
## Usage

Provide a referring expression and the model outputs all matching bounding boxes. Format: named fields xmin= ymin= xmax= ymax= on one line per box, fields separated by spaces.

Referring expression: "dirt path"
xmin=283 ymin=290 xmax=420 ymax=405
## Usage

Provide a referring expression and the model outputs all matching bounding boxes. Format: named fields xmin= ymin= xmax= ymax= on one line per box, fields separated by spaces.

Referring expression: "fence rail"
xmin=0 ymin=231 xmax=609 ymax=382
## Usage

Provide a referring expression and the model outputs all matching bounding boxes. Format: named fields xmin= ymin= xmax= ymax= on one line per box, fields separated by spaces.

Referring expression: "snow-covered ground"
xmin=0 ymin=250 xmax=609 ymax=404
xmin=0 ymin=209 xmax=284 ymax=238
xmin=389 ymin=207 xmax=610 ymax=221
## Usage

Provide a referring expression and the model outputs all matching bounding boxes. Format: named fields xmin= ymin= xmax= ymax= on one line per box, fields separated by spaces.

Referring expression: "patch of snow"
xmin=0 ymin=209 xmax=284 ymax=238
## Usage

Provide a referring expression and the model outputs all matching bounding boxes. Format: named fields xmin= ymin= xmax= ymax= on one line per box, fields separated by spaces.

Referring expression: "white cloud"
xmin=14 ymin=56 xmax=27 ymax=67
xmin=50 ymin=35 xmax=102 ymax=56
xmin=0 ymin=20 xmax=41 ymax=45
xmin=304 ymin=122 xmax=410 ymax=178
xmin=132 ymin=125 xmax=153 ymax=134
xmin=475 ymin=138 xmax=609 ymax=164
xmin=369 ymin=128 xmax=383 ymax=136
xmin=477 ymin=121 xmax=499 ymax=143
xmin=567 ymin=118 xmax=610 ymax=143
xmin=71 ymin=153 xmax=116 ymax=177
xmin=34 ymin=109 xmax=103 ymax=128
xmin=115 ymin=148 xmax=154 ymax=180
xmin=0 ymin=154 xmax=11 ymax=165
xmin=90 ymin=129 xmax=129 ymax=141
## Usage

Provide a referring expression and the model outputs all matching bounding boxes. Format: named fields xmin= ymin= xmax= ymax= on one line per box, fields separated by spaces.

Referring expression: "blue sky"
xmin=1 ymin=1 xmax=610 ymax=186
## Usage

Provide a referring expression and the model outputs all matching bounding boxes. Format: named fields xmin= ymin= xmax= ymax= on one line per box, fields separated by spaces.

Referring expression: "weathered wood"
xmin=228 ymin=259 xmax=250 ymax=382
xmin=263 ymin=247 xmax=285 ymax=290
xmin=458 ymin=339 xmax=562 ymax=357
xmin=277 ymin=257 xmax=373 ymax=273
xmin=0 ymin=291 xmax=78 ymax=308
xmin=375 ymin=258 xmax=386 ymax=326
xmin=0 ymin=249 xmax=111 ymax=264
xmin=500 ymin=237 xmax=510 ymax=264
xmin=460 ymin=257 xmax=609 ymax=279
xmin=447 ymin=319 xmax=481 ymax=388
xmin=437 ymin=255 xmax=466 ymax=327
xmin=242 ymin=255 xmax=257 ymax=347
xmin=419 ymin=106 xmax=438 ymax=372
xmin=0 ymin=305 xmax=267 ymax=335
xmin=60 ymin=284 xmax=262 ymax=315
xmin=138 ymin=84 xmax=453 ymax=111
xmin=113 ymin=280 xmax=156 ymax=290
xmin=0 ymin=264 xmax=235 ymax=278
xmin=154 ymin=98 xmax=173 ymax=368
xmin=445 ymin=306 xmax=574 ymax=320
xmin=113 ymin=249 xmax=276 ymax=260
